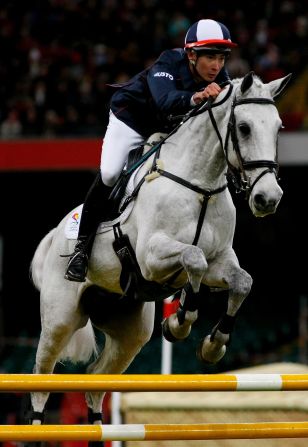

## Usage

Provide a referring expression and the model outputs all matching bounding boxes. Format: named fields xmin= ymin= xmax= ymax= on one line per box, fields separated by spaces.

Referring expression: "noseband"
xmin=208 ymin=89 xmax=279 ymax=197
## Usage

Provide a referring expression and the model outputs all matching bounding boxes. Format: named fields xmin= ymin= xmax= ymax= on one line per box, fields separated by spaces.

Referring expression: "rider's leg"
xmin=65 ymin=111 xmax=144 ymax=282
xmin=65 ymin=173 xmax=112 ymax=282
xmin=100 ymin=111 xmax=144 ymax=187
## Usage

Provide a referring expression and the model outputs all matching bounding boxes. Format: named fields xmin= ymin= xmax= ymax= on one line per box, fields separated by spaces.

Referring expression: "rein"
xmin=124 ymin=80 xmax=233 ymax=176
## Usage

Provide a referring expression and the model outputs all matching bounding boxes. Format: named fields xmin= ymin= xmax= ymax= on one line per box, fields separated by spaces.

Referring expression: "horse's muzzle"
xmin=250 ymin=189 xmax=283 ymax=217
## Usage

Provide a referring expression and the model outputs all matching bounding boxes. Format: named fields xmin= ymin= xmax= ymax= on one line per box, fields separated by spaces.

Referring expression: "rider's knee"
xmin=100 ymin=167 xmax=118 ymax=187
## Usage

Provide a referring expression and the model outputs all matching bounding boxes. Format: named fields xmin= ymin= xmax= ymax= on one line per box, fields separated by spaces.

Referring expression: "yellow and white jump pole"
xmin=0 ymin=422 xmax=308 ymax=442
xmin=0 ymin=373 xmax=308 ymax=392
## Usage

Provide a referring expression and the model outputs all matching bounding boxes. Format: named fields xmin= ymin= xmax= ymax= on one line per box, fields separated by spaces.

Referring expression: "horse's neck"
xmin=163 ymin=102 xmax=229 ymax=190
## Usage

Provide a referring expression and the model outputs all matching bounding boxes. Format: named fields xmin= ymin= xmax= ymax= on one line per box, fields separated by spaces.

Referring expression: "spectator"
xmin=0 ymin=1 xmax=306 ymax=137
xmin=254 ymin=43 xmax=286 ymax=82
xmin=226 ymin=48 xmax=250 ymax=78
xmin=0 ymin=110 xmax=22 ymax=139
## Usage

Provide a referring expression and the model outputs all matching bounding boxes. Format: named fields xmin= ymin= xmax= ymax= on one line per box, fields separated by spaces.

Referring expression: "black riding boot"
xmin=65 ymin=173 xmax=113 ymax=282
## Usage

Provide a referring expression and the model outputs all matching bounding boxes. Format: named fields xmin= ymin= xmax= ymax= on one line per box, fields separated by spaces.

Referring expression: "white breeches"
xmin=101 ymin=111 xmax=144 ymax=186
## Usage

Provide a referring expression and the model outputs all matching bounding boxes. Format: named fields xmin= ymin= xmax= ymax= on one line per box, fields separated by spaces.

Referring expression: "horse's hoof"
xmin=196 ymin=335 xmax=226 ymax=364
xmin=162 ymin=318 xmax=180 ymax=343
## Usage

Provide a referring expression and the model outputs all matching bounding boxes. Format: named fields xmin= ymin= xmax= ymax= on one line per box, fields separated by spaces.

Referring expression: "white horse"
xmin=29 ymin=72 xmax=290 ymax=428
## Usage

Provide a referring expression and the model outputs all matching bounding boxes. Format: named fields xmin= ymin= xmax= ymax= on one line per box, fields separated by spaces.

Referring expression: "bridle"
xmin=149 ymin=83 xmax=280 ymax=201
xmin=207 ymin=86 xmax=279 ymax=197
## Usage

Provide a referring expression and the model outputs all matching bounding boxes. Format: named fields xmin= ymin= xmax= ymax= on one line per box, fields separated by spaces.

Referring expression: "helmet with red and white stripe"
xmin=184 ymin=19 xmax=237 ymax=52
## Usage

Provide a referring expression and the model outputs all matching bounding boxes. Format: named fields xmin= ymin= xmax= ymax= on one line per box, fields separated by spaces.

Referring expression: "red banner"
xmin=0 ymin=139 xmax=102 ymax=171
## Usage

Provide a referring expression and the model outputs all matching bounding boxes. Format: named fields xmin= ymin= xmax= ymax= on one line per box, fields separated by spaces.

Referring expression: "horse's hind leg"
xmin=30 ymin=288 xmax=86 ymax=424
xmin=85 ymin=301 xmax=155 ymax=421
xmin=30 ymin=328 xmax=73 ymax=422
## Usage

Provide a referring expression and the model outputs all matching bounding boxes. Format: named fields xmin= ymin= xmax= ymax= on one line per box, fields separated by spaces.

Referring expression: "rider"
xmin=65 ymin=18 xmax=237 ymax=282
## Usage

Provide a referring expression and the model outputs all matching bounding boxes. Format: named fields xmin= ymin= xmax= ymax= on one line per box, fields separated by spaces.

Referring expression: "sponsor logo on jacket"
xmin=153 ymin=72 xmax=174 ymax=80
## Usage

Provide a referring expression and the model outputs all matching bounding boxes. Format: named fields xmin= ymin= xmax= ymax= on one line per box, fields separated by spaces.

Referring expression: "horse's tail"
xmin=30 ymin=228 xmax=56 ymax=291
xmin=59 ymin=320 xmax=98 ymax=364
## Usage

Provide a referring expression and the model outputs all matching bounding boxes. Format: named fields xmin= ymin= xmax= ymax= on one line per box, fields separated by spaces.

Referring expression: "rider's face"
xmin=196 ymin=54 xmax=225 ymax=81
xmin=189 ymin=51 xmax=226 ymax=82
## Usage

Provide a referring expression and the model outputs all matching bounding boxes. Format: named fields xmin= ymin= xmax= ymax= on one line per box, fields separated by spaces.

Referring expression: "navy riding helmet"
xmin=184 ymin=19 xmax=237 ymax=54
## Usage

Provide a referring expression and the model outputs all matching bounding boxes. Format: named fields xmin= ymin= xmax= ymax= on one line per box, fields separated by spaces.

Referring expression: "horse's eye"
xmin=238 ymin=123 xmax=251 ymax=136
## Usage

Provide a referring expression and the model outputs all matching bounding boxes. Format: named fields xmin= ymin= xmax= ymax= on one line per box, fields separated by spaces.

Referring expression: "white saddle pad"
xmin=64 ymin=170 xmax=138 ymax=240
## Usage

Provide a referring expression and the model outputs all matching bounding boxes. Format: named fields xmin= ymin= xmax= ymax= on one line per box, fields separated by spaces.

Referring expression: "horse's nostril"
xmin=253 ymin=193 xmax=277 ymax=212
xmin=254 ymin=193 xmax=267 ymax=208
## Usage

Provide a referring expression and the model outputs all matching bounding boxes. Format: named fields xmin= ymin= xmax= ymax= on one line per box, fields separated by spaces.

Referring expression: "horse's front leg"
xmin=138 ymin=233 xmax=208 ymax=341
xmin=198 ymin=248 xmax=252 ymax=363
xmin=162 ymin=282 xmax=201 ymax=342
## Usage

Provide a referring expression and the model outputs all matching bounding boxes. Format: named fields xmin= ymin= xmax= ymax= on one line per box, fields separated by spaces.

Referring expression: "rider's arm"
xmin=147 ymin=50 xmax=230 ymax=113
xmin=147 ymin=50 xmax=194 ymax=115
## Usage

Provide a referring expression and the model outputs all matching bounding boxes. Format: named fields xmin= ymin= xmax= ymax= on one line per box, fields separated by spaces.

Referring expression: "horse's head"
xmin=226 ymin=71 xmax=291 ymax=217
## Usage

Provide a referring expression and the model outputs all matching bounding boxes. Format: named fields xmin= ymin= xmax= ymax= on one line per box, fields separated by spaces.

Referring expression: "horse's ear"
xmin=240 ymin=71 xmax=254 ymax=94
xmin=267 ymin=73 xmax=292 ymax=99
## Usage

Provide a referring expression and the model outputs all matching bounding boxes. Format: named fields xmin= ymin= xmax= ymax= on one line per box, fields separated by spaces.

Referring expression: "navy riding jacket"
xmin=110 ymin=48 xmax=230 ymax=137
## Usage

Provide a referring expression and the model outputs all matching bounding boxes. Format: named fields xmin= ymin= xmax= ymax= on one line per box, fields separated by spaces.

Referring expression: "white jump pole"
xmin=111 ymin=391 xmax=122 ymax=447
xmin=161 ymin=296 xmax=178 ymax=374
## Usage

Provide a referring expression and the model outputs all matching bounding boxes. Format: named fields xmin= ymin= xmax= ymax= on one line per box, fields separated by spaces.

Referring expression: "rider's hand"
xmin=191 ymin=83 xmax=222 ymax=105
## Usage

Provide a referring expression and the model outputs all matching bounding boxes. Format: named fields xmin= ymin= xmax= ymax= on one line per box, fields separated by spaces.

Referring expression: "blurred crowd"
xmin=0 ymin=0 xmax=307 ymax=138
